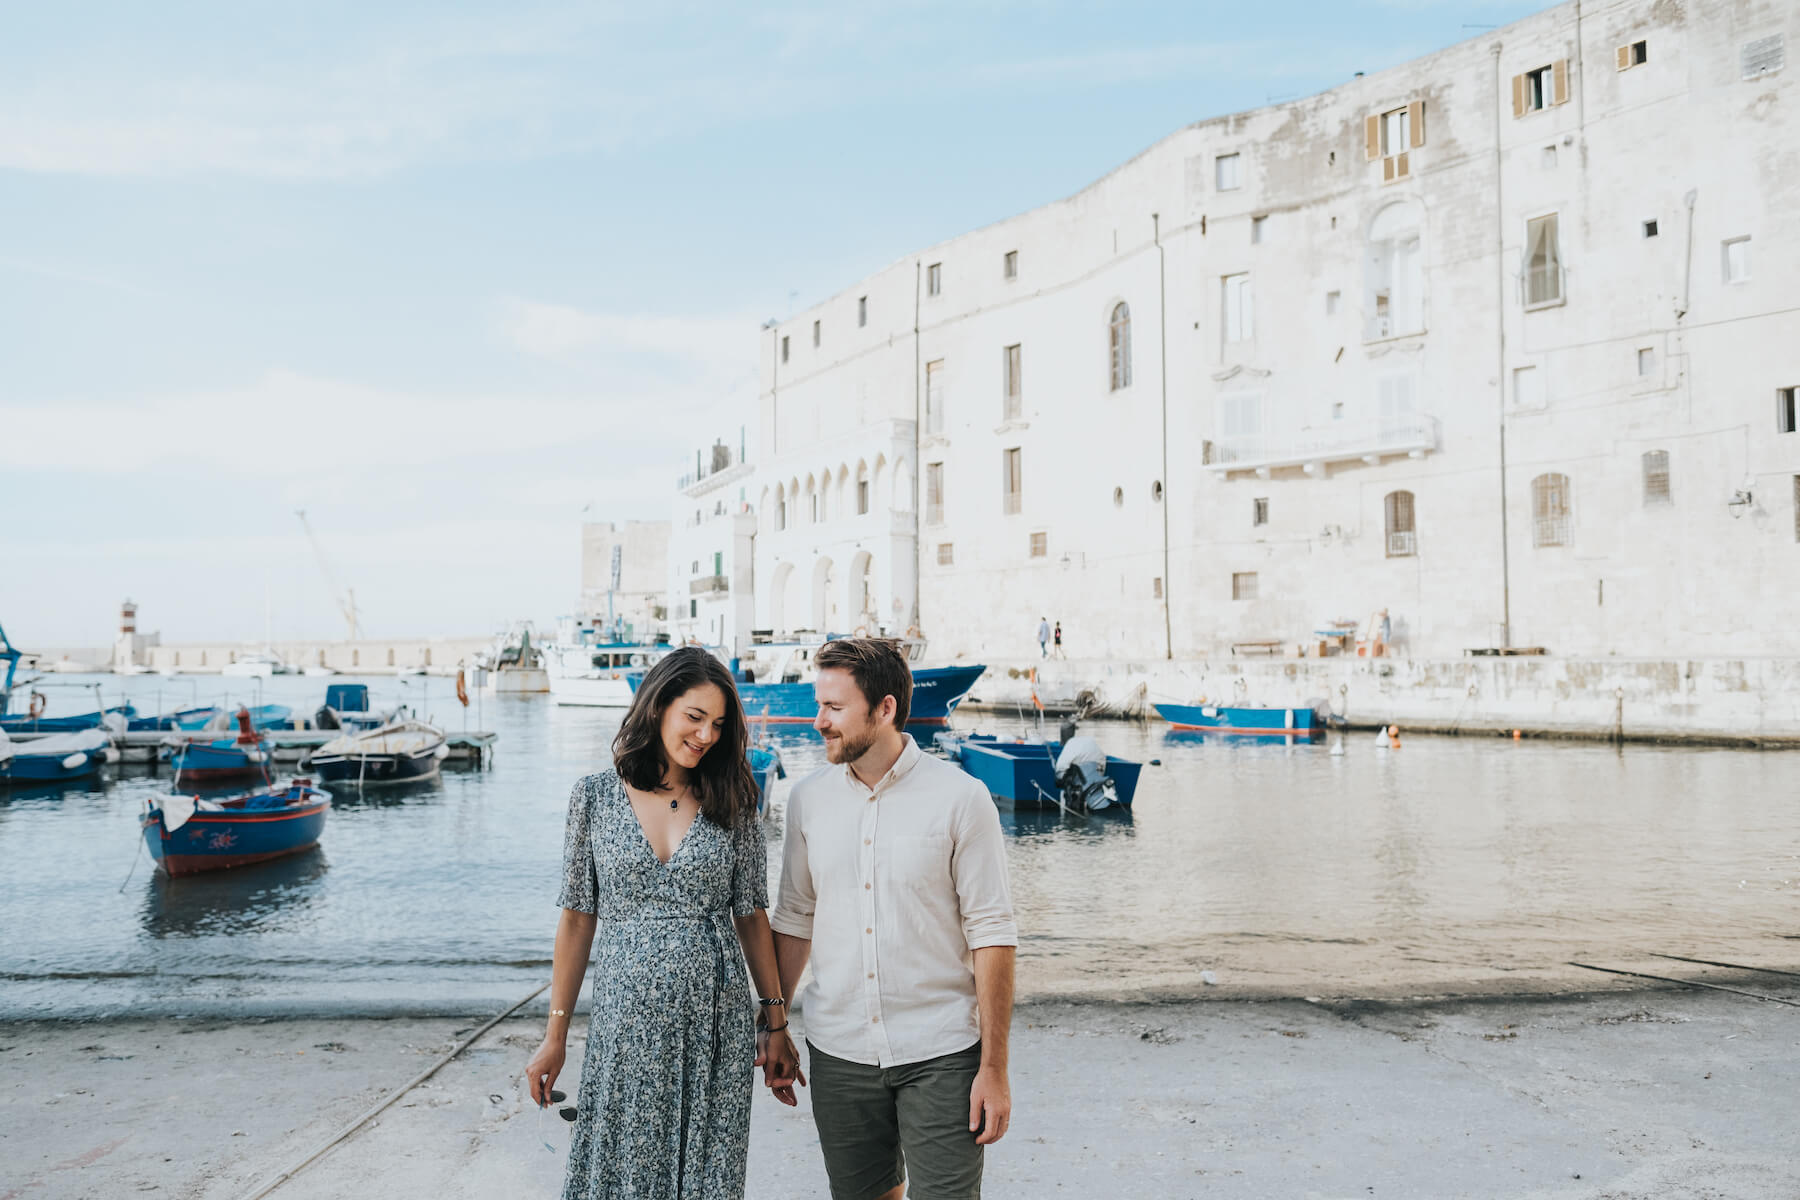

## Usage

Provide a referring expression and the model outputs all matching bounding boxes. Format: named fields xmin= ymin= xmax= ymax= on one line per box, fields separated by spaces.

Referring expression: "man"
xmin=1052 ymin=718 xmax=1103 ymax=779
xmin=770 ymin=638 xmax=1017 ymax=1200
xmin=1036 ymin=617 xmax=1050 ymax=658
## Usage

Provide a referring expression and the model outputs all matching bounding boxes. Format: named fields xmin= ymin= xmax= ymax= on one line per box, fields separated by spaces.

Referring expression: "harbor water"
xmin=2 ymin=674 xmax=1796 ymax=1019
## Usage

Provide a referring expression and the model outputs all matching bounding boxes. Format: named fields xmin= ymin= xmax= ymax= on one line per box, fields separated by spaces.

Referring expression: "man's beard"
xmin=824 ymin=723 xmax=879 ymax=765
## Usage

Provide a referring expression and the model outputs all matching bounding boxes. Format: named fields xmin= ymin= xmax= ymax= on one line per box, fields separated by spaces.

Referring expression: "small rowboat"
xmin=141 ymin=780 xmax=331 ymax=876
xmin=164 ymin=708 xmax=274 ymax=784
xmin=307 ymin=719 xmax=448 ymax=785
xmin=943 ymin=736 xmax=1141 ymax=813
xmin=0 ymin=728 xmax=109 ymax=782
xmin=0 ymin=704 xmax=136 ymax=734
xmin=1154 ymin=703 xmax=1322 ymax=738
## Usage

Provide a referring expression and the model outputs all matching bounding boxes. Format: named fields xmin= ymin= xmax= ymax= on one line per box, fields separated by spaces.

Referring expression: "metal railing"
xmin=688 ymin=575 xmax=729 ymax=596
xmin=1212 ymin=413 xmax=1440 ymax=472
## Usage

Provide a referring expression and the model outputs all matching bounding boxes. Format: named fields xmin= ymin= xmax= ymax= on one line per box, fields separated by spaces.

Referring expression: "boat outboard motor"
xmin=315 ymin=706 xmax=341 ymax=731
xmin=1059 ymin=760 xmax=1118 ymax=811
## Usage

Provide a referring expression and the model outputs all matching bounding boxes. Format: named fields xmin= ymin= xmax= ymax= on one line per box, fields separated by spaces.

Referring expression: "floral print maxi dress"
xmin=556 ymin=769 xmax=768 ymax=1200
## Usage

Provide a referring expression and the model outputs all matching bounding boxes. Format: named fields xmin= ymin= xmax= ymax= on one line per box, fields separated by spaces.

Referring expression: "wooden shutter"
xmin=1408 ymin=100 xmax=1425 ymax=147
xmin=1511 ymin=72 xmax=1526 ymax=117
xmin=1552 ymin=58 xmax=1570 ymax=105
xmin=1365 ymin=114 xmax=1380 ymax=160
xmin=1382 ymin=155 xmax=1396 ymax=183
xmin=1616 ymin=44 xmax=1632 ymax=70
xmin=1392 ymin=152 xmax=1410 ymax=180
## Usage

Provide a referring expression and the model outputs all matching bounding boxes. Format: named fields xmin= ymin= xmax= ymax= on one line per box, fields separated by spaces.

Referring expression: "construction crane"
xmin=295 ymin=509 xmax=361 ymax=641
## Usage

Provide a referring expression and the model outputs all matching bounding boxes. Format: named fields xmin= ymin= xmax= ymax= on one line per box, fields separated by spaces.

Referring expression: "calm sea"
xmin=2 ymin=673 xmax=1795 ymax=1018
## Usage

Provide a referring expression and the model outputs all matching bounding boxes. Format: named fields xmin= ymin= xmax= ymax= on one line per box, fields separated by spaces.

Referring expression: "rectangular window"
xmin=1002 ymin=447 xmax=1022 ymax=515
xmin=1232 ymin=571 xmax=1258 ymax=601
xmin=690 ymin=599 xmax=697 ymax=619
xmin=1215 ymin=153 xmax=1241 ymax=191
xmin=1326 ymin=290 xmax=1340 ymax=316
xmin=857 ymin=477 xmax=869 ymax=515
xmin=925 ymin=359 xmax=945 ymax=434
xmin=1029 ymin=532 xmax=1047 ymax=558
xmin=1251 ymin=215 xmax=1267 ymax=244
xmin=1379 ymin=107 xmax=1410 ymax=156
xmin=780 ymin=336 xmax=789 ymax=363
xmin=1617 ymin=39 xmax=1648 ymax=70
xmin=1794 ymin=476 xmax=1800 ymax=543
xmin=1222 ymin=273 xmax=1253 ymax=344
xmin=1252 ymin=497 xmax=1269 ymax=527
xmin=858 ymin=296 xmax=868 ymax=327
xmin=937 ymin=542 xmax=954 ymax=566
xmin=1513 ymin=364 xmax=1545 ymax=409
xmin=1385 ymin=490 xmax=1417 ymax=557
xmin=1152 ymin=576 xmax=1163 ymax=599
xmin=1525 ymin=213 xmax=1563 ymax=307
xmin=1642 ymin=450 xmax=1671 ymax=506
xmin=926 ymin=462 xmax=945 ymax=524
xmin=927 ymin=262 xmax=942 ymax=296
xmin=1003 ymin=250 xmax=1018 ymax=280
xmin=1541 ymin=144 xmax=1558 ymax=169
xmin=1637 ymin=347 xmax=1656 ymax=377
xmin=1723 ymin=236 xmax=1751 ymax=283
xmin=812 ymin=319 xmax=821 ymax=348
xmin=1525 ymin=64 xmax=1551 ymax=111
xmin=1532 ymin=473 xmax=1572 ymax=548
xmin=1643 ymin=219 xmax=1659 ymax=238
xmin=1777 ymin=387 xmax=1797 ymax=434
xmin=1003 ymin=344 xmax=1022 ymax=419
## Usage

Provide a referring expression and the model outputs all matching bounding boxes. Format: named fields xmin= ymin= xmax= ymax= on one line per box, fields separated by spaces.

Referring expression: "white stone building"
xmin=667 ymin=431 xmax=757 ymax=652
xmin=579 ymin=520 xmax=669 ymax=641
xmin=747 ymin=0 xmax=1799 ymax=662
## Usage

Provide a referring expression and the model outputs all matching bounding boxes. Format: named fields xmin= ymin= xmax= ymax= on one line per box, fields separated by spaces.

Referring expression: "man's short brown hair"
xmin=814 ymin=638 xmax=912 ymax=729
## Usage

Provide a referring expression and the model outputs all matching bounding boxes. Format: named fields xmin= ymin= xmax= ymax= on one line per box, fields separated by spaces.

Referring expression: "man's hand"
xmin=757 ymin=1029 xmax=807 ymax=1107
xmin=969 ymin=1064 xmax=1010 ymax=1145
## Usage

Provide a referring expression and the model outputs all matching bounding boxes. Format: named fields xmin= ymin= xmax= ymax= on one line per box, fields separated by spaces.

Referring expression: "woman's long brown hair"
xmin=611 ymin=646 xmax=757 ymax=826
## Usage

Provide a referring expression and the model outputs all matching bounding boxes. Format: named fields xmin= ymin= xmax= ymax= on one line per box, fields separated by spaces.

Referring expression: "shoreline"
xmin=6 ymin=986 xmax=1798 ymax=1199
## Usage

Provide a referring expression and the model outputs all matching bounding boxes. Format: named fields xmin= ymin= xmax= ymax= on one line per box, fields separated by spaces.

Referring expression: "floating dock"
xmin=2 ymin=729 xmax=498 ymax=767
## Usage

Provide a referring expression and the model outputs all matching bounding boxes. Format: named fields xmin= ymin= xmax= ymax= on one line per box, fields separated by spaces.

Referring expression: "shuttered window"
xmin=1108 ymin=303 xmax=1132 ymax=390
xmin=1232 ymin=572 xmax=1258 ymax=601
xmin=925 ymin=359 xmax=945 ymax=434
xmin=1384 ymin=490 xmax=1417 ymax=557
xmin=1513 ymin=60 xmax=1571 ymax=116
xmin=1532 ymin=473 xmax=1571 ymax=547
xmin=1003 ymin=344 xmax=1022 ymax=419
xmin=1642 ymin=451 xmax=1671 ymax=506
xmin=1002 ymin=448 xmax=1022 ymax=515
xmin=1525 ymin=214 xmax=1563 ymax=307
xmin=926 ymin=462 xmax=944 ymax=525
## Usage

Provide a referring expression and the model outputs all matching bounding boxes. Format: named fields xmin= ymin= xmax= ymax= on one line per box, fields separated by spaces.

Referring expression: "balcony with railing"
xmin=1210 ymin=413 xmax=1440 ymax=477
xmin=679 ymin=441 xmax=753 ymax=494
xmin=688 ymin=574 xmax=729 ymax=596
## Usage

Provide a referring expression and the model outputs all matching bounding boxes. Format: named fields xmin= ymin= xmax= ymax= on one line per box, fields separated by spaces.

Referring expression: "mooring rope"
xmin=239 ymin=981 xmax=552 ymax=1199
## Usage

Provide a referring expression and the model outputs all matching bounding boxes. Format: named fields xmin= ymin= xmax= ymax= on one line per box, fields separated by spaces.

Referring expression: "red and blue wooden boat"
xmin=1154 ymin=702 xmax=1322 ymax=738
xmin=141 ymin=780 xmax=331 ymax=876
xmin=164 ymin=708 xmax=274 ymax=783
xmin=129 ymin=705 xmax=221 ymax=732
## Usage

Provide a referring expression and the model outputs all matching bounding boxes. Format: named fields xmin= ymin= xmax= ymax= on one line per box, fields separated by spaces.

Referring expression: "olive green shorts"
xmin=806 ymin=1041 xmax=984 ymax=1200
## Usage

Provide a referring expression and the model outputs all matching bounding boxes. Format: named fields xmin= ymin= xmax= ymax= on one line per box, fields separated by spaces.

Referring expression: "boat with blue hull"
xmin=748 ymin=745 xmax=785 ymax=817
xmin=939 ymin=734 xmax=1142 ymax=812
xmin=128 ymin=706 xmax=220 ymax=732
xmin=1154 ymin=702 xmax=1323 ymax=738
xmin=165 ymin=708 xmax=275 ymax=784
xmin=306 ymin=719 xmax=448 ymax=785
xmin=0 ymin=704 xmax=136 ymax=734
xmin=0 ymin=729 xmax=109 ymax=782
xmin=141 ymin=781 xmax=331 ymax=876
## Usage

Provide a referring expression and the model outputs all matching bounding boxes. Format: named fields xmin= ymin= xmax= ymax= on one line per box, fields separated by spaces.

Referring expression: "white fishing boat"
xmin=544 ymin=641 xmax=676 ymax=706
xmin=222 ymin=651 xmax=285 ymax=678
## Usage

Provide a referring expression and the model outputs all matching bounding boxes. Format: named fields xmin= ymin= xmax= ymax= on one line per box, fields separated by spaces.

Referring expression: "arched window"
xmin=1365 ymin=202 xmax=1424 ymax=340
xmin=1109 ymin=303 xmax=1132 ymax=391
xmin=856 ymin=463 xmax=870 ymax=515
xmin=1531 ymin=473 xmax=1571 ymax=547
xmin=776 ymin=484 xmax=787 ymax=532
xmin=1642 ymin=450 xmax=1671 ymax=506
xmin=1384 ymin=490 xmax=1417 ymax=557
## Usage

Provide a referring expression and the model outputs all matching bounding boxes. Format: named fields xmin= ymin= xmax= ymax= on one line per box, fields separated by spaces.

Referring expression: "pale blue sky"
xmin=1 ymin=0 xmax=1549 ymax=647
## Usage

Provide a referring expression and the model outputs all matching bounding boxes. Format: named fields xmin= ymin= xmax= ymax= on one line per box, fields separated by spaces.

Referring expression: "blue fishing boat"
xmin=0 ymin=728 xmax=109 ymax=782
xmin=748 ymin=745 xmax=784 ymax=817
xmin=174 ymin=704 xmax=291 ymax=732
xmin=1154 ymin=702 xmax=1322 ymax=738
xmin=128 ymin=706 xmax=220 ymax=732
xmin=141 ymin=780 xmax=330 ymax=876
xmin=644 ymin=639 xmax=984 ymax=725
xmin=948 ymin=738 xmax=1141 ymax=812
xmin=164 ymin=708 xmax=274 ymax=784
xmin=0 ymin=704 xmax=136 ymax=734
xmin=306 ymin=719 xmax=447 ymax=785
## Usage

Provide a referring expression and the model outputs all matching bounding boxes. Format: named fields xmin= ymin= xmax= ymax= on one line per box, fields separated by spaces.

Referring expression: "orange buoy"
xmin=1387 ymin=724 xmax=1401 ymax=749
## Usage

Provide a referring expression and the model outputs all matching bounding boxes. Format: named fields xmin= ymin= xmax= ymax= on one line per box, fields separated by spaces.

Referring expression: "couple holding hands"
xmin=526 ymin=638 xmax=1018 ymax=1200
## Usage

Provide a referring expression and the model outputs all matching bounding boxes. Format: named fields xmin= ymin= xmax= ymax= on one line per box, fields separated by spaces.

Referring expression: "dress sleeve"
xmin=730 ymin=806 xmax=769 ymax=917
xmin=556 ymin=776 xmax=599 ymax=914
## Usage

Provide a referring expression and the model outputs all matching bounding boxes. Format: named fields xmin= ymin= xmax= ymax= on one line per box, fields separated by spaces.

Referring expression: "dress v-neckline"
xmin=621 ymin=780 xmax=700 ymax=867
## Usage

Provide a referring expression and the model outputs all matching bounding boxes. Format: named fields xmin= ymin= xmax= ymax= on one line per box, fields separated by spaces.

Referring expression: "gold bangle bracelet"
xmin=549 ymin=1009 xmax=569 ymax=1018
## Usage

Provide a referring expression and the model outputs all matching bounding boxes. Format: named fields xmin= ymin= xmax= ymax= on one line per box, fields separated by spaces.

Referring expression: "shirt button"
xmin=864 ymin=883 xmax=871 ymax=890
xmin=867 ymin=972 xmax=875 ymax=979
xmin=864 ymin=839 xmax=871 ymax=845
xmin=865 ymin=927 xmax=873 ymax=934
xmin=872 ymin=1016 xmax=880 ymax=1024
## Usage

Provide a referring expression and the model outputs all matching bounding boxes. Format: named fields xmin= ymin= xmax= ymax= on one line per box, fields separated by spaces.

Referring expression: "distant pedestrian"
xmin=1052 ymin=621 xmax=1063 ymax=658
xmin=1037 ymin=617 xmax=1050 ymax=659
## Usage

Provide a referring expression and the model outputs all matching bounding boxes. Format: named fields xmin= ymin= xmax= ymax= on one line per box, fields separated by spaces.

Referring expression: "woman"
xmin=526 ymin=647 xmax=802 ymax=1199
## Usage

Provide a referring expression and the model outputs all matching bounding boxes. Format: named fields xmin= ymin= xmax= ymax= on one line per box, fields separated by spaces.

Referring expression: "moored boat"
xmin=141 ymin=780 xmax=330 ymax=876
xmin=0 ymin=728 xmax=109 ymax=782
xmin=306 ymin=719 xmax=448 ymax=785
xmin=948 ymin=737 xmax=1141 ymax=812
xmin=1154 ymin=702 xmax=1322 ymax=738
xmin=748 ymin=745 xmax=784 ymax=817
xmin=645 ymin=638 xmax=984 ymax=725
xmin=545 ymin=640 xmax=674 ymax=706
xmin=0 ymin=703 xmax=136 ymax=734
xmin=164 ymin=707 xmax=275 ymax=783
xmin=128 ymin=705 xmax=221 ymax=732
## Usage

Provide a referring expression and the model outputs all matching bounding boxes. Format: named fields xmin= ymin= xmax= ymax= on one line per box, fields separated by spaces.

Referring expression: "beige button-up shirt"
xmin=770 ymin=735 xmax=1018 ymax=1067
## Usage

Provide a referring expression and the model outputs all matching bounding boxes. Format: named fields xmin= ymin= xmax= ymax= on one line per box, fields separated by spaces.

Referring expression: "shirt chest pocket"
xmin=884 ymin=833 xmax=952 ymax=892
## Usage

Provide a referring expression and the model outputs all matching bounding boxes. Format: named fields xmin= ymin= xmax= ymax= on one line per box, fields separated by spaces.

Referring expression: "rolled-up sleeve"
xmin=768 ymin=783 xmax=817 ymax=939
xmin=555 ymin=777 xmax=598 ymax=914
xmin=951 ymin=783 xmax=1018 ymax=949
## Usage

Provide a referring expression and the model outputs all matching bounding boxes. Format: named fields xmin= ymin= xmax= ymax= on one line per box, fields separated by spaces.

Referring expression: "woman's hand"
xmin=758 ymin=1028 xmax=806 ymax=1106
xmin=525 ymin=1037 xmax=568 ymax=1106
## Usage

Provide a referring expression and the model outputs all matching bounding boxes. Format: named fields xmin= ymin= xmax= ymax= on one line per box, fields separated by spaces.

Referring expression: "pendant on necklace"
xmin=669 ymin=797 xmax=678 ymax=810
